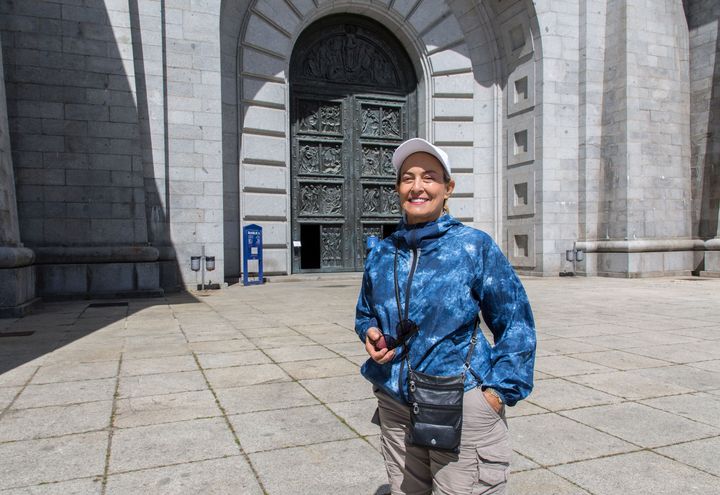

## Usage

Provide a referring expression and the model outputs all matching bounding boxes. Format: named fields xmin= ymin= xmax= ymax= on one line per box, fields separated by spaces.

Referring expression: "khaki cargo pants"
xmin=374 ymin=387 xmax=510 ymax=495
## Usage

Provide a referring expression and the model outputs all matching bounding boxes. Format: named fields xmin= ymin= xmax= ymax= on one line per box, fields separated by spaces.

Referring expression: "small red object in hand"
xmin=372 ymin=334 xmax=388 ymax=351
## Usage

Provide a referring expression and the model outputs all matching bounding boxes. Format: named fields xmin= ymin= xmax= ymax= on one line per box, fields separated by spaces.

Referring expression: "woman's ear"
xmin=445 ymin=179 xmax=456 ymax=199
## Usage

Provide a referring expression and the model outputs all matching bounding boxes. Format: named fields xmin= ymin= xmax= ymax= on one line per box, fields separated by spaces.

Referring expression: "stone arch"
xmin=220 ymin=0 xmax=541 ymax=276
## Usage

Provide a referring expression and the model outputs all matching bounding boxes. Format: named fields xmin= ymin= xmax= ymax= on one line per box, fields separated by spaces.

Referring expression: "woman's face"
xmin=396 ymin=152 xmax=455 ymax=225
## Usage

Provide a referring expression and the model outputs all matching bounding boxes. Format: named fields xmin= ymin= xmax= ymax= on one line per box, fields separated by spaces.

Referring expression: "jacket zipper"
xmin=398 ymin=244 xmax=421 ymax=401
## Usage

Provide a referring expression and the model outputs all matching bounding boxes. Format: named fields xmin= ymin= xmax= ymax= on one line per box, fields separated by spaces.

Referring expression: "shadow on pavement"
xmin=0 ymin=292 xmax=200 ymax=376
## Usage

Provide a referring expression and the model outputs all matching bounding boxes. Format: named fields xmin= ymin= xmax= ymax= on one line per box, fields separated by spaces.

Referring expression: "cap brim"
xmin=391 ymin=138 xmax=451 ymax=177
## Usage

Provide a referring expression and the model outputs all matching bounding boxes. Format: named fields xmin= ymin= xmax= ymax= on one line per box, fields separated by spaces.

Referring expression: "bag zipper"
xmin=409 ymin=379 xmax=464 ymax=391
xmin=411 ymin=401 xmax=463 ymax=412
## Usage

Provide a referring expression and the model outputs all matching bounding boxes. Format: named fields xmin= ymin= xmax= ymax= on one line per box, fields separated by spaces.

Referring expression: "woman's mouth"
xmin=409 ymin=198 xmax=429 ymax=204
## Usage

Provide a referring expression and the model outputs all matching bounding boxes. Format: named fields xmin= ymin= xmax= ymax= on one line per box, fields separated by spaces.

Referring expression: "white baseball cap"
xmin=391 ymin=138 xmax=452 ymax=178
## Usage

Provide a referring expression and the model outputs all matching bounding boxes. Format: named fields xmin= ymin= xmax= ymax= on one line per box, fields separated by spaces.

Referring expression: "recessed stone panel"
xmin=244 ymin=14 xmax=291 ymax=57
xmin=243 ymin=192 xmax=287 ymax=218
xmin=429 ymin=45 xmax=472 ymax=74
xmin=432 ymin=73 xmax=474 ymax=96
xmin=451 ymin=172 xmax=474 ymax=195
xmin=433 ymin=97 xmax=474 ymax=119
xmin=434 ymin=122 xmax=474 ymax=144
xmin=448 ymin=196 xmax=473 ymax=219
xmin=262 ymin=247 xmax=288 ymax=274
xmin=242 ymin=78 xmax=285 ymax=106
xmin=507 ymin=62 xmax=535 ymax=116
xmin=506 ymin=117 xmax=535 ymax=166
xmin=242 ymin=47 xmax=286 ymax=80
xmin=507 ymin=169 xmax=535 ymax=216
xmin=254 ymin=0 xmax=301 ymax=35
xmin=422 ymin=15 xmax=465 ymax=53
xmin=242 ymin=134 xmax=286 ymax=164
xmin=501 ymin=15 xmax=533 ymax=64
xmin=408 ymin=2 xmax=447 ymax=34
xmin=443 ymin=146 xmax=475 ymax=171
xmin=507 ymin=224 xmax=535 ymax=267
xmin=391 ymin=0 xmax=418 ymax=18
xmin=243 ymin=105 xmax=286 ymax=134
xmin=243 ymin=164 xmax=287 ymax=192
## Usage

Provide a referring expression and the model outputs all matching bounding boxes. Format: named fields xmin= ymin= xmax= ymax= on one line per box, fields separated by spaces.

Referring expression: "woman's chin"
xmin=404 ymin=209 xmax=442 ymax=225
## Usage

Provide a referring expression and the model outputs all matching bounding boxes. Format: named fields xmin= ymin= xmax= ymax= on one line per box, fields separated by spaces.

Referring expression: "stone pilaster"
xmin=687 ymin=0 xmax=720 ymax=276
xmin=584 ymin=0 xmax=694 ymax=277
xmin=0 ymin=42 xmax=37 ymax=317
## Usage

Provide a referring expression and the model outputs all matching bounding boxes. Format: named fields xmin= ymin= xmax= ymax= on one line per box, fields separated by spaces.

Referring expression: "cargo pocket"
xmin=471 ymin=442 xmax=510 ymax=495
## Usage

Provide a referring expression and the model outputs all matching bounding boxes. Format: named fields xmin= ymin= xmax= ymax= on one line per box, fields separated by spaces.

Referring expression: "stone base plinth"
xmin=700 ymin=250 xmax=720 ymax=277
xmin=37 ymin=262 xmax=164 ymax=299
xmin=579 ymin=251 xmax=696 ymax=278
xmin=0 ymin=265 xmax=39 ymax=317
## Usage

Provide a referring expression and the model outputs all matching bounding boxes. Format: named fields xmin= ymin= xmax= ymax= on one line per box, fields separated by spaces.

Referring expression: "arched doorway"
xmin=289 ymin=15 xmax=417 ymax=273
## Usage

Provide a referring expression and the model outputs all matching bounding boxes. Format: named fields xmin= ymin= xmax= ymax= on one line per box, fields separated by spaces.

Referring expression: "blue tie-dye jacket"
xmin=355 ymin=214 xmax=536 ymax=407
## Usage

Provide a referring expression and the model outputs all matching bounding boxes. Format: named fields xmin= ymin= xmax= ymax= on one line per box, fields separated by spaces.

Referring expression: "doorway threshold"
xmin=264 ymin=272 xmax=363 ymax=284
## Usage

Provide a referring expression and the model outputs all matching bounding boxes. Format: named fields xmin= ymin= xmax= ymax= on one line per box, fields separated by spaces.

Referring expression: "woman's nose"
xmin=410 ymin=177 xmax=424 ymax=192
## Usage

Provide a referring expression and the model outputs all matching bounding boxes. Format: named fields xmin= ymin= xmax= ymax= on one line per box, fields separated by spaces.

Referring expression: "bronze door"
xmin=291 ymin=93 xmax=407 ymax=272
xmin=289 ymin=15 xmax=417 ymax=273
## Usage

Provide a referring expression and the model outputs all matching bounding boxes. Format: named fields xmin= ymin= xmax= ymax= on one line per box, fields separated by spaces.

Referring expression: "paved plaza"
xmin=0 ymin=276 xmax=719 ymax=494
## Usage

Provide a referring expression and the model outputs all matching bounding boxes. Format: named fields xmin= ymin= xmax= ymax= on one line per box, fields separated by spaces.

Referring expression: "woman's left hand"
xmin=365 ymin=327 xmax=396 ymax=364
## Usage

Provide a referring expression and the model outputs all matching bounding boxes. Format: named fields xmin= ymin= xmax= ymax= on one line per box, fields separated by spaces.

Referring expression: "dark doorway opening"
xmin=300 ymin=224 xmax=321 ymax=269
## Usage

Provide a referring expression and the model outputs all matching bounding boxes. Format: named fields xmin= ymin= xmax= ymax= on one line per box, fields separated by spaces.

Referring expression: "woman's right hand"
xmin=365 ymin=327 xmax=396 ymax=364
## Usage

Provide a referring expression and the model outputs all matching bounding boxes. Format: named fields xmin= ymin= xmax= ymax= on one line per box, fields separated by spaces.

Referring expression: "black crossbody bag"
xmin=394 ymin=247 xmax=479 ymax=453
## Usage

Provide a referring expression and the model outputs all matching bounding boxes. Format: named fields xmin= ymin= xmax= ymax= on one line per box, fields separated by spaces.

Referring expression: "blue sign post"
xmin=243 ymin=224 xmax=263 ymax=286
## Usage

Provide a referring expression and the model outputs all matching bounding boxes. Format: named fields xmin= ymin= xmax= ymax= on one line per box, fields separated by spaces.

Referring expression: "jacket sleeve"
xmin=473 ymin=239 xmax=536 ymax=406
xmin=355 ymin=269 xmax=378 ymax=343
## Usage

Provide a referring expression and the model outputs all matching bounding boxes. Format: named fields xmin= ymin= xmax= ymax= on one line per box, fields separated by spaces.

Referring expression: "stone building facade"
xmin=0 ymin=0 xmax=718 ymax=315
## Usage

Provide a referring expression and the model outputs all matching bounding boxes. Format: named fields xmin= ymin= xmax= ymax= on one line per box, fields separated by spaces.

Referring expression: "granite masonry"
xmin=0 ymin=0 xmax=718 ymax=314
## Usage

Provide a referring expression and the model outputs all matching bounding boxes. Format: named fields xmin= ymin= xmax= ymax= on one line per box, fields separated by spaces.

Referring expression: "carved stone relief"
xmin=361 ymin=145 xmax=396 ymax=177
xmin=321 ymin=226 xmax=343 ymax=265
xmin=301 ymin=30 xmax=398 ymax=88
xmin=362 ymin=185 xmax=400 ymax=215
xmin=299 ymin=142 xmax=343 ymax=175
xmin=299 ymin=183 xmax=344 ymax=216
xmin=361 ymin=105 xmax=400 ymax=138
xmin=299 ymin=100 xmax=342 ymax=135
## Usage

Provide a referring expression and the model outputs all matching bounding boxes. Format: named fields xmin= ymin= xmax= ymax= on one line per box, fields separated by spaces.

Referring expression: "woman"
xmin=355 ymin=138 xmax=536 ymax=494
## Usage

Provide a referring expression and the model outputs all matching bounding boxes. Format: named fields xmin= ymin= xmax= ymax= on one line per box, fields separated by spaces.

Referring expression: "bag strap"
xmin=394 ymin=243 xmax=480 ymax=376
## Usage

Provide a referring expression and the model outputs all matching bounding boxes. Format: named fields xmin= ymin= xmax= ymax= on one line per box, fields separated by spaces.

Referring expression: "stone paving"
xmin=0 ymin=276 xmax=719 ymax=494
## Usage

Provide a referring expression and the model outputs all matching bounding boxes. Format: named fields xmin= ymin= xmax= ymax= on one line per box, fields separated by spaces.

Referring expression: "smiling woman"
xmin=356 ymin=138 xmax=537 ymax=494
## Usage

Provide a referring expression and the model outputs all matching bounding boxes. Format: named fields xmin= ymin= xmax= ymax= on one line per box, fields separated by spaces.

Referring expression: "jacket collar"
xmin=392 ymin=214 xmax=461 ymax=250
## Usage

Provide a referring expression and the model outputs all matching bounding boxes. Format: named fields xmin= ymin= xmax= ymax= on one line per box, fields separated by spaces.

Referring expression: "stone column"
xmin=583 ymin=0 xmax=694 ymax=277
xmin=0 ymin=43 xmax=37 ymax=317
xmin=687 ymin=0 xmax=720 ymax=276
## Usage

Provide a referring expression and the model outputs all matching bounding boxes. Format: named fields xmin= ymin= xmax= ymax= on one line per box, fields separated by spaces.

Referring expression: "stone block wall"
xmin=0 ymin=0 xmax=226 ymax=293
xmin=1 ymin=0 xmax=149 ymax=248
